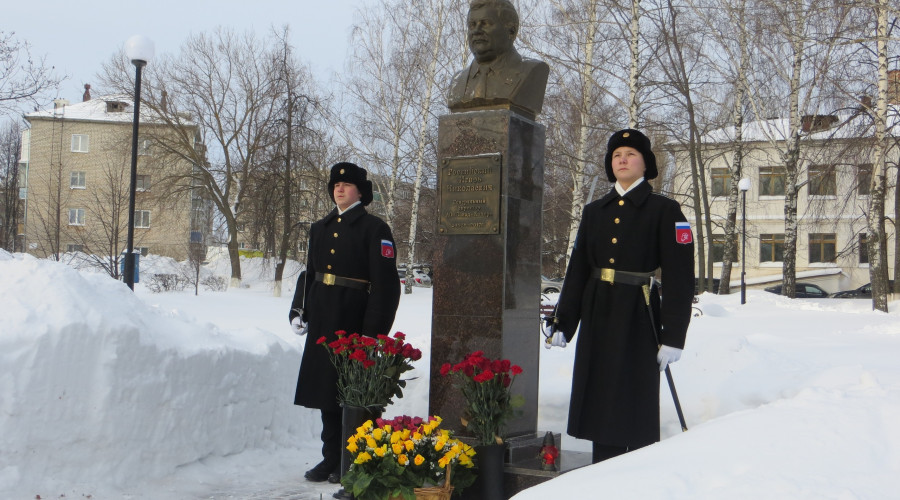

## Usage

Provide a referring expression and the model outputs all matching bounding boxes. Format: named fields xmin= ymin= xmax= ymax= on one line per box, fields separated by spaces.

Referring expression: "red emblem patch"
xmin=381 ymin=240 xmax=395 ymax=258
xmin=675 ymin=222 xmax=693 ymax=244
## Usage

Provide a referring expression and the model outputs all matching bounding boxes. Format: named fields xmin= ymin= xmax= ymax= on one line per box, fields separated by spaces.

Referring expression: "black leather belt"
xmin=591 ymin=267 xmax=654 ymax=286
xmin=315 ymin=272 xmax=370 ymax=291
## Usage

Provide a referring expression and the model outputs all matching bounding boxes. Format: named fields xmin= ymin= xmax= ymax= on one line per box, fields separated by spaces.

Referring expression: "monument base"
xmin=458 ymin=432 xmax=591 ymax=499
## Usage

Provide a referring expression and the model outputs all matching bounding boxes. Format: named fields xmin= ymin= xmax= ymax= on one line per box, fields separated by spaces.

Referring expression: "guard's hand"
xmin=657 ymin=345 xmax=682 ymax=371
xmin=291 ymin=316 xmax=308 ymax=336
xmin=544 ymin=330 xmax=567 ymax=350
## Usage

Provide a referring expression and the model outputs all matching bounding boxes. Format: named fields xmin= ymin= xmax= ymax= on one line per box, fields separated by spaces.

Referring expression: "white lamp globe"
xmin=125 ymin=35 xmax=155 ymax=65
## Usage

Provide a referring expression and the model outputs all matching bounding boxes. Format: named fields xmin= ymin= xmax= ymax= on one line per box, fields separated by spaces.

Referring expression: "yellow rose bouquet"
xmin=342 ymin=415 xmax=477 ymax=500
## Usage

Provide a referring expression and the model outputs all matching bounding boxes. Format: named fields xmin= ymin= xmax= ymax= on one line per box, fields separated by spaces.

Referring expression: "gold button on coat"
xmin=618 ymin=200 xmax=625 ymax=206
xmin=333 ymin=233 xmax=338 ymax=238
xmin=330 ymin=249 xmax=335 ymax=254
xmin=327 ymin=265 xmax=332 ymax=270
xmin=609 ymin=258 xmax=615 ymax=264
xmin=612 ymin=238 xmax=618 ymax=244
xmin=614 ymin=218 xmax=620 ymax=224
xmin=337 ymin=217 xmax=342 ymax=222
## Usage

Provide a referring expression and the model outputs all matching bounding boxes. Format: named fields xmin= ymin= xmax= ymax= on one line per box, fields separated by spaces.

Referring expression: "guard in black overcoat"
xmin=548 ymin=129 xmax=695 ymax=463
xmin=288 ymin=162 xmax=401 ymax=483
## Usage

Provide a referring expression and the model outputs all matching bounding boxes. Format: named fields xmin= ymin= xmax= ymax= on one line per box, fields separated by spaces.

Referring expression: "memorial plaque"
xmin=438 ymin=154 xmax=502 ymax=235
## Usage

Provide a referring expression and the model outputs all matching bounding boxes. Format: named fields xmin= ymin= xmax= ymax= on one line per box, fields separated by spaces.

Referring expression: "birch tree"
xmin=0 ymin=120 xmax=20 ymax=251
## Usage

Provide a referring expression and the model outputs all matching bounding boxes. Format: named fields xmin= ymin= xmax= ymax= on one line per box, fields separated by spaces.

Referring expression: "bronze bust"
xmin=447 ymin=0 xmax=550 ymax=120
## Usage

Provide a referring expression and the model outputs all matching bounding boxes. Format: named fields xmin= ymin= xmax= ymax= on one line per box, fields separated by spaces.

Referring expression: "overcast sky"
xmin=7 ymin=0 xmax=368 ymax=107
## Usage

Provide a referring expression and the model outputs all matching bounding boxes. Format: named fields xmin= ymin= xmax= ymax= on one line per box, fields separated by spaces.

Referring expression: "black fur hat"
xmin=328 ymin=162 xmax=374 ymax=206
xmin=604 ymin=129 xmax=658 ymax=182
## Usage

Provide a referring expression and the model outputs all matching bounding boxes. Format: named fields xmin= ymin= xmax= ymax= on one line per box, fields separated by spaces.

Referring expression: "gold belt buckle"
xmin=323 ymin=273 xmax=336 ymax=285
xmin=601 ymin=268 xmax=615 ymax=284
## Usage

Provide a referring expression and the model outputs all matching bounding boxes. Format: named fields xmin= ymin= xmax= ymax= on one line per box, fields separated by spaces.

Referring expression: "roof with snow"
xmin=24 ymin=95 xmax=190 ymax=126
xmin=695 ymin=104 xmax=900 ymax=145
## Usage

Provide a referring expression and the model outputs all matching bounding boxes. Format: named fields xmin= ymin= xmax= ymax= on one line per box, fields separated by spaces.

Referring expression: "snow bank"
xmin=0 ymin=253 xmax=308 ymax=495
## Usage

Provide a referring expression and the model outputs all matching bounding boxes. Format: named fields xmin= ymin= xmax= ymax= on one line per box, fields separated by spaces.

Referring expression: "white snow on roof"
xmin=698 ymin=105 xmax=900 ymax=144
xmin=25 ymin=95 xmax=172 ymax=125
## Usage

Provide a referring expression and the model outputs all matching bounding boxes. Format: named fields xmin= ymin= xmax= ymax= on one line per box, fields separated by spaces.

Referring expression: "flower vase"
xmin=340 ymin=405 xmax=382 ymax=478
xmin=473 ymin=443 xmax=507 ymax=500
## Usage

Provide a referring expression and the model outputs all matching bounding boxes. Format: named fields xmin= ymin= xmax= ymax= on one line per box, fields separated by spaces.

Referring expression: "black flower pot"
xmin=473 ymin=442 xmax=507 ymax=500
xmin=340 ymin=405 xmax=382 ymax=479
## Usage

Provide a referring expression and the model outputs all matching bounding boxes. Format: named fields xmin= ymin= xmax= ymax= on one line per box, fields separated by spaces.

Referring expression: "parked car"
xmin=764 ymin=282 xmax=830 ymax=298
xmin=832 ymin=281 xmax=894 ymax=298
xmin=398 ymin=267 xmax=432 ymax=287
xmin=542 ymin=275 xmax=563 ymax=294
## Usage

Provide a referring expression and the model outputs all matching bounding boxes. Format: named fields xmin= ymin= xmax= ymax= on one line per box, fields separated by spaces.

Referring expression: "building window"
xmin=191 ymin=198 xmax=205 ymax=211
xmin=137 ymin=247 xmax=150 ymax=257
xmin=19 ymin=187 xmax=27 ymax=200
xmin=808 ymin=165 xmax=836 ymax=196
xmin=68 ymin=208 xmax=85 ymax=226
xmin=760 ymin=233 xmax=785 ymax=262
xmin=136 ymin=175 xmax=151 ymax=192
xmin=71 ymin=134 xmax=89 ymax=153
xmin=710 ymin=168 xmax=730 ymax=197
xmin=859 ymin=233 xmax=868 ymax=264
xmin=759 ymin=167 xmax=785 ymax=196
xmin=70 ymin=171 xmax=86 ymax=189
xmin=809 ymin=233 xmax=836 ymax=263
xmin=712 ymin=233 xmax=738 ymax=263
xmin=856 ymin=164 xmax=872 ymax=197
xmin=138 ymin=137 xmax=153 ymax=156
xmin=66 ymin=244 xmax=84 ymax=253
xmin=134 ymin=210 xmax=151 ymax=228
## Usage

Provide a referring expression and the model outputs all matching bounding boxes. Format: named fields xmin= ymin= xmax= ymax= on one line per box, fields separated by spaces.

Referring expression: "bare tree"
xmin=0 ymin=31 xmax=63 ymax=117
xmin=101 ymin=28 xmax=283 ymax=288
xmin=0 ymin=120 xmax=21 ymax=251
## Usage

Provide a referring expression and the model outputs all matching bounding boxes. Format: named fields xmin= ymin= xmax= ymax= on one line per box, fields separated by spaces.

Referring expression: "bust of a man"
xmin=447 ymin=0 xmax=550 ymax=120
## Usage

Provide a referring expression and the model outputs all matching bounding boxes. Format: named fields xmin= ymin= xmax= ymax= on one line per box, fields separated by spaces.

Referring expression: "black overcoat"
xmin=556 ymin=181 xmax=694 ymax=447
xmin=289 ymin=204 xmax=401 ymax=411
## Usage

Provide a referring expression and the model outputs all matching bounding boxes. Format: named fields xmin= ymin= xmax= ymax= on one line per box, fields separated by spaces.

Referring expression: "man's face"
xmin=467 ymin=6 xmax=514 ymax=63
xmin=333 ymin=181 xmax=362 ymax=211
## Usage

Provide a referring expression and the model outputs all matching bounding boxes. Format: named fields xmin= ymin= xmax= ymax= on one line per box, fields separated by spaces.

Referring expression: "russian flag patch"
xmin=675 ymin=222 xmax=693 ymax=244
xmin=381 ymin=240 xmax=395 ymax=258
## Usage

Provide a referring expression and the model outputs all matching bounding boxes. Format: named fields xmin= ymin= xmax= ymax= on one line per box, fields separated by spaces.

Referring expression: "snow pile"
xmin=0 ymin=253 xmax=308 ymax=496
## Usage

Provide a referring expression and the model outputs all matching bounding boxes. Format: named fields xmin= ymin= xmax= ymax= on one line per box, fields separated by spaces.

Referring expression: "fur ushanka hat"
xmin=604 ymin=128 xmax=658 ymax=182
xmin=328 ymin=162 xmax=374 ymax=206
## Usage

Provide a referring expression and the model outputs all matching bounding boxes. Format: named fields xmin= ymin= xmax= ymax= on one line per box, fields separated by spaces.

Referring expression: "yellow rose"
xmin=392 ymin=442 xmax=404 ymax=455
xmin=404 ymin=440 xmax=415 ymax=452
xmin=390 ymin=431 xmax=402 ymax=444
xmin=355 ymin=452 xmax=372 ymax=464
xmin=459 ymin=454 xmax=473 ymax=467
xmin=374 ymin=444 xmax=388 ymax=457
xmin=398 ymin=454 xmax=409 ymax=465
xmin=412 ymin=431 xmax=423 ymax=441
xmin=372 ymin=428 xmax=384 ymax=441
xmin=366 ymin=437 xmax=377 ymax=449
xmin=414 ymin=454 xmax=425 ymax=466
xmin=347 ymin=441 xmax=359 ymax=453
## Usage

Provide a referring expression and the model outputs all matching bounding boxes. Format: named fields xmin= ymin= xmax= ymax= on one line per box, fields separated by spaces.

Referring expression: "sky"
xmin=2 ymin=249 xmax=899 ymax=499
xmin=6 ymin=0 xmax=369 ymax=107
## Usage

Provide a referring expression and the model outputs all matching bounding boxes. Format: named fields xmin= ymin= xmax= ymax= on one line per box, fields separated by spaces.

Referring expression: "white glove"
xmin=657 ymin=345 xmax=682 ymax=371
xmin=544 ymin=330 xmax=567 ymax=349
xmin=291 ymin=316 xmax=308 ymax=336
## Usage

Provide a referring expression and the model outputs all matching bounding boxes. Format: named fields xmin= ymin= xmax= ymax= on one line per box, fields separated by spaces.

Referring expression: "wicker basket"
xmin=413 ymin=465 xmax=453 ymax=500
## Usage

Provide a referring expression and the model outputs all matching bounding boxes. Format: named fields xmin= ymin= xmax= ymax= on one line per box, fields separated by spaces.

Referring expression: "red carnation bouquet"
xmin=440 ymin=351 xmax=524 ymax=445
xmin=318 ymin=331 xmax=422 ymax=413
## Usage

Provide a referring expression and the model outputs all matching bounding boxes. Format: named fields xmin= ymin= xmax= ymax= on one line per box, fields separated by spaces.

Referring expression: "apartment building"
xmin=20 ymin=90 xmax=205 ymax=262
xmin=668 ymin=103 xmax=898 ymax=294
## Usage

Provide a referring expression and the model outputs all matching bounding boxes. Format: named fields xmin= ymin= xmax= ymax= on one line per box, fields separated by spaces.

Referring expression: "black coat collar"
xmin=322 ymin=204 xmax=367 ymax=225
xmin=598 ymin=181 xmax=652 ymax=208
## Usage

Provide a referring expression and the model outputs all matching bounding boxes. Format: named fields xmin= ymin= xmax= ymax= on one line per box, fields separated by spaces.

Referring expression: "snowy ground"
xmin=1 ymin=249 xmax=899 ymax=499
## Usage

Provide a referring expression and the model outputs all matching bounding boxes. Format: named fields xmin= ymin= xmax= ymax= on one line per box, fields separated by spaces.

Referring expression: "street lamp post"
xmin=738 ymin=177 xmax=751 ymax=304
xmin=123 ymin=35 xmax=154 ymax=290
